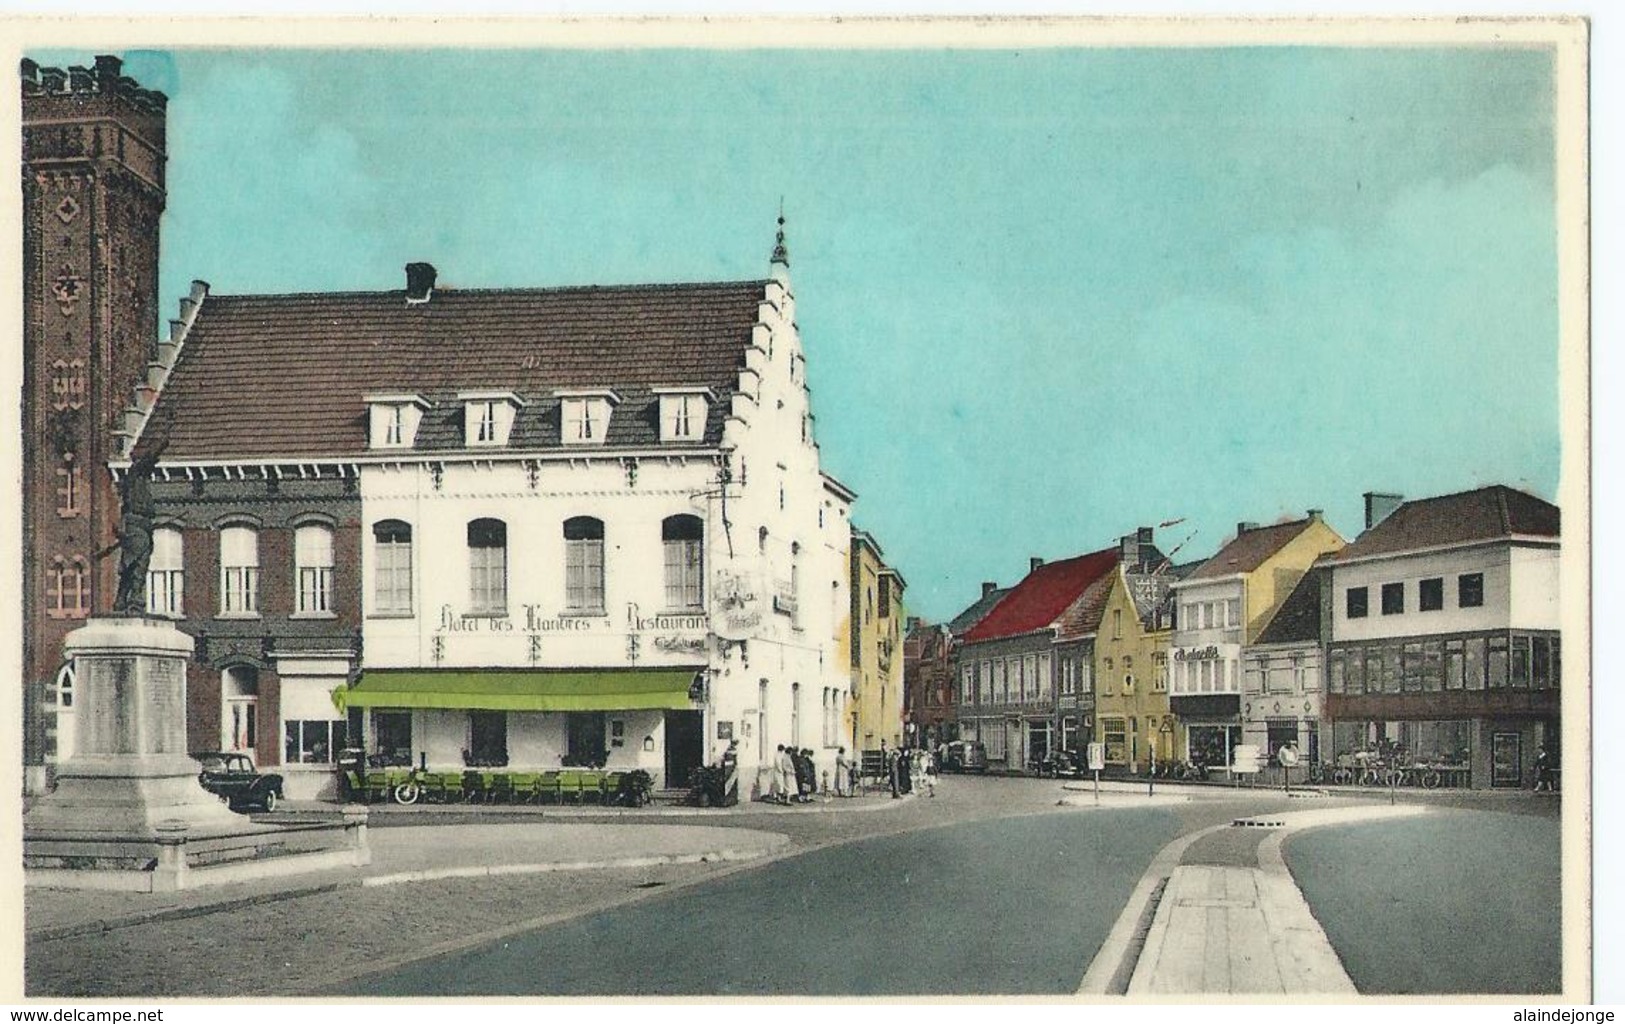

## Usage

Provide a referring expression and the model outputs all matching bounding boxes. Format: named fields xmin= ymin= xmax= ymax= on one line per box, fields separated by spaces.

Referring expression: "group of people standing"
xmin=769 ymin=743 xmax=822 ymax=804
xmin=766 ymin=741 xmax=941 ymax=803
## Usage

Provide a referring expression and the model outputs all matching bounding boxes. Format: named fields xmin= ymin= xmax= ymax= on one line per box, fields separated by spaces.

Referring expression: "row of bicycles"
xmin=1307 ymin=753 xmax=1469 ymax=789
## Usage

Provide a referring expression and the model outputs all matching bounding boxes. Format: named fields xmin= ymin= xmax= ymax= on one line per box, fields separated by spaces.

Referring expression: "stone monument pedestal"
xmin=24 ymin=616 xmax=368 ymax=891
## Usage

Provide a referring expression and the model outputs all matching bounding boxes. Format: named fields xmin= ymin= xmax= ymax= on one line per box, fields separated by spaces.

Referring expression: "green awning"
xmin=331 ymin=668 xmax=703 ymax=713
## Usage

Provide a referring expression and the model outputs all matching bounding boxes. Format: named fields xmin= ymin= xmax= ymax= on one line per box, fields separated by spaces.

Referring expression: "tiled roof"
xmin=947 ymin=588 xmax=1009 ymax=638
xmin=961 ymin=547 xmax=1120 ymax=644
xmin=1254 ymin=571 xmax=1323 ymax=645
xmin=1182 ymin=518 xmax=1316 ymax=581
xmin=1053 ymin=569 xmax=1118 ymax=642
xmin=1331 ymin=485 xmax=1559 ymax=561
xmin=142 ymin=280 xmax=769 ymax=461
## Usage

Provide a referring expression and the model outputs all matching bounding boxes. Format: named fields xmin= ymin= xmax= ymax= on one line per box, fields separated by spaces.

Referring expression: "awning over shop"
xmin=331 ymin=667 xmax=703 ymax=713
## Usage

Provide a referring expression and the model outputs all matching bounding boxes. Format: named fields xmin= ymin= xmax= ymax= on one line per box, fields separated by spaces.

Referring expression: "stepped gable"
xmin=139 ymin=279 xmax=769 ymax=461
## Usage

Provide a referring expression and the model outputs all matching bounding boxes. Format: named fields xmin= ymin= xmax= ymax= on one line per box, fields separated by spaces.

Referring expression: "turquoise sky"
xmin=53 ymin=46 xmax=1559 ymax=621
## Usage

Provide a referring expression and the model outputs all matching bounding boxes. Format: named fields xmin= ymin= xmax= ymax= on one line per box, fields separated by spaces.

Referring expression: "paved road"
xmin=1285 ymin=807 xmax=1561 ymax=994
xmin=330 ymin=805 xmax=1184 ymax=996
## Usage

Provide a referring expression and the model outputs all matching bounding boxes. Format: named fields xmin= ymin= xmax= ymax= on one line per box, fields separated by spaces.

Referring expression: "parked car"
xmin=1037 ymin=748 xmax=1087 ymax=778
xmin=941 ymin=740 xmax=988 ymax=773
xmin=194 ymin=751 xmax=284 ymax=813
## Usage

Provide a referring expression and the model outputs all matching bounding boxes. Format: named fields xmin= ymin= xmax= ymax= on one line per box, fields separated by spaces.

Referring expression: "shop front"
xmin=1171 ymin=692 xmax=1241 ymax=770
xmin=332 ymin=666 xmax=705 ymax=789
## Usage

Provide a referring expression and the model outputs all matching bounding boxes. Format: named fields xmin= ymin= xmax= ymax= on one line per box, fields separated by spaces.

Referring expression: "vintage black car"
xmin=940 ymin=739 xmax=988 ymax=773
xmin=194 ymin=751 xmax=284 ymax=813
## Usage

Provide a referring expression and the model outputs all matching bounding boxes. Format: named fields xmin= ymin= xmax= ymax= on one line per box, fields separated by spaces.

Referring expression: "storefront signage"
xmin=772 ymin=578 xmax=797 ymax=617
xmin=1173 ymin=645 xmax=1221 ymax=662
xmin=713 ymin=569 xmax=763 ymax=641
xmin=653 ymin=635 xmax=707 ymax=655
xmin=625 ymin=603 xmax=708 ymax=633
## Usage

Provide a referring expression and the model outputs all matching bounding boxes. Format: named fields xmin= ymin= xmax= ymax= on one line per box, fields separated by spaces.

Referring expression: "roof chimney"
xmin=1363 ymin=492 xmax=1403 ymax=530
xmin=981 ymin=581 xmax=998 ymax=598
xmin=405 ymin=262 xmax=436 ymax=304
xmin=1120 ymin=533 xmax=1139 ymax=568
xmin=1137 ymin=526 xmax=1154 ymax=544
xmin=1237 ymin=521 xmax=1260 ymax=536
xmin=1307 ymin=508 xmax=1324 ymax=522
xmin=1029 ymin=557 xmax=1045 ymax=574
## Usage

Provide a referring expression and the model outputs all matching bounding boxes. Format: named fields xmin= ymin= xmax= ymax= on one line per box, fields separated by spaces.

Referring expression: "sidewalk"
xmin=1123 ymin=804 xmax=1428 ymax=995
xmin=26 ymin=816 xmax=793 ymax=942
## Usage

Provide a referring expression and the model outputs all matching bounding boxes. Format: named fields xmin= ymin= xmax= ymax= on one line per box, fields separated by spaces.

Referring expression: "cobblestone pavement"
xmin=21 ymin=775 xmax=1560 ymax=998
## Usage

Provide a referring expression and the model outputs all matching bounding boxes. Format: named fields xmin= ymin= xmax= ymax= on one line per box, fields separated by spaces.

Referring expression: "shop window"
xmin=1102 ymin=718 xmax=1127 ymax=764
xmin=373 ymin=520 xmax=413 ymax=615
xmin=295 ymin=523 xmax=335 ymax=615
xmin=1464 ymin=637 xmax=1488 ymax=690
xmin=1531 ymin=636 xmax=1552 ymax=689
xmin=1445 ymin=639 xmax=1465 ymax=690
xmin=1550 ymin=637 xmax=1561 ymax=689
xmin=1459 ymin=573 xmax=1485 ymax=608
xmin=373 ymin=711 xmax=413 ymax=766
xmin=1419 ymin=577 xmax=1444 ymax=612
xmin=1381 ymin=582 xmax=1404 ymax=615
xmin=1510 ymin=635 xmax=1531 ymax=689
xmin=467 ymin=711 xmax=508 ymax=767
xmin=467 ymin=518 xmax=507 ymax=615
xmin=1380 ymin=644 xmax=1402 ymax=694
xmin=219 ymin=525 xmax=259 ymax=615
xmin=284 ymin=719 xmax=346 ymax=764
xmin=662 ymin=515 xmax=704 ymax=610
xmin=1348 ymin=648 xmax=1367 ymax=695
xmin=563 ymin=516 xmax=606 ymax=613
xmin=1421 ymin=640 xmax=1443 ymax=692
xmin=1328 ymin=649 xmax=1345 ymax=694
xmin=1346 ymin=587 xmax=1368 ymax=619
xmin=147 ymin=527 xmax=184 ymax=617
xmin=1487 ymin=636 xmax=1509 ymax=688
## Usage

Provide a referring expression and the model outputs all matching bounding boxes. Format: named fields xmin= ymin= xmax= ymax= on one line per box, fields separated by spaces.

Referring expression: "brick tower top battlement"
xmin=22 ymin=55 xmax=167 ymax=177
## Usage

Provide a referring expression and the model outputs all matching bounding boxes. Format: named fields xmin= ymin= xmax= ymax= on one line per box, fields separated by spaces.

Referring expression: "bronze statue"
xmin=97 ymin=420 xmax=170 ymax=615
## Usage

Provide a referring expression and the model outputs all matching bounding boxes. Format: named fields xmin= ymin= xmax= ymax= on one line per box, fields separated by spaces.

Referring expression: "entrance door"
xmin=664 ymin=710 xmax=704 ymax=788
xmin=567 ymin=711 xmax=607 ymax=767
xmin=1491 ymin=731 xmax=1523 ymax=788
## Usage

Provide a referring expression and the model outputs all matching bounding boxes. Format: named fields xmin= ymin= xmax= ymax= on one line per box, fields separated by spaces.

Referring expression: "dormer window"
xmin=653 ymin=387 xmax=714 ymax=443
xmin=556 ymin=389 xmax=621 ymax=446
xmin=367 ymin=394 xmax=430 ymax=450
xmin=458 ymin=390 xmax=524 ymax=447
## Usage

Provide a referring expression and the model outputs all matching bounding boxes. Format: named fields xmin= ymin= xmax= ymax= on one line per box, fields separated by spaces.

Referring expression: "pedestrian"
xmin=835 ymin=746 xmax=852 ymax=797
xmin=1533 ymin=745 xmax=1556 ymax=792
xmin=770 ymin=744 xmax=789 ymax=804
xmin=802 ymin=748 xmax=819 ymax=800
xmin=914 ymin=747 xmax=936 ymax=798
xmin=883 ymin=741 xmax=900 ymax=798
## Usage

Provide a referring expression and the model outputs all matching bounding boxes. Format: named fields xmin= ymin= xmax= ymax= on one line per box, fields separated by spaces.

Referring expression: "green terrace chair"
xmin=601 ymin=771 xmax=625 ymax=805
xmin=461 ymin=770 xmax=486 ymax=803
xmin=426 ymin=771 xmax=463 ymax=803
xmin=558 ymin=769 xmax=587 ymax=804
xmin=487 ymin=773 xmax=515 ymax=804
xmin=506 ymin=772 xmax=539 ymax=804
xmin=534 ymin=771 xmax=562 ymax=804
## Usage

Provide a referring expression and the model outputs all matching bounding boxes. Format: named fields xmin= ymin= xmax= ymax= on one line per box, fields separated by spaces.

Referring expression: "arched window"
xmin=373 ymin=520 xmax=413 ymax=615
xmin=295 ymin=522 xmax=335 ymax=614
xmin=467 ymin=519 xmax=507 ymax=615
xmin=563 ymin=516 xmax=605 ymax=613
xmin=147 ymin=528 xmax=184 ymax=617
xmin=219 ymin=525 xmax=259 ymax=614
xmin=221 ymin=665 xmax=259 ymax=752
xmin=662 ymin=514 xmax=704 ymax=611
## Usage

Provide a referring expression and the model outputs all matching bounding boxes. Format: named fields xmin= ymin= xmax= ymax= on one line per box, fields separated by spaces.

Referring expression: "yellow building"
xmin=1168 ymin=512 xmax=1345 ymax=767
xmin=1093 ymin=563 xmax=1183 ymax=773
xmin=848 ymin=529 xmax=907 ymax=752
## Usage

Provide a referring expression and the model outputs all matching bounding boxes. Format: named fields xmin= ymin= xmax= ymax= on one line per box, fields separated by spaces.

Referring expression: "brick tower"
xmin=21 ymin=56 xmax=167 ymax=794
